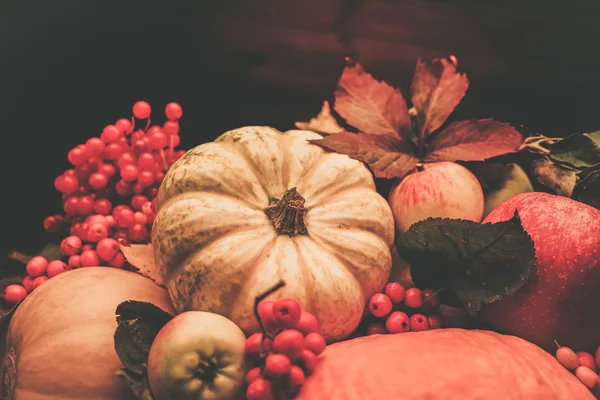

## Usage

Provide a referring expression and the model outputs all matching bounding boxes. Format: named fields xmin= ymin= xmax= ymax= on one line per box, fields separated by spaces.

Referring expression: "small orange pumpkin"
xmin=1 ymin=267 xmax=175 ymax=400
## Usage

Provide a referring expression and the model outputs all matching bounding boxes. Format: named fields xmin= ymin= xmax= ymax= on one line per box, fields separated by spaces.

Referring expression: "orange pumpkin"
xmin=0 ymin=267 xmax=175 ymax=400
xmin=297 ymin=329 xmax=594 ymax=400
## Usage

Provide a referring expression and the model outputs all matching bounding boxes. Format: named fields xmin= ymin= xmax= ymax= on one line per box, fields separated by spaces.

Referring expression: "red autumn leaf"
xmin=334 ymin=60 xmax=410 ymax=138
xmin=295 ymin=101 xmax=343 ymax=134
xmin=423 ymin=119 xmax=523 ymax=163
xmin=309 ymin=131 xmax=419 ymax=179
xmin=411 ymin=57 xmax=469 ymax=141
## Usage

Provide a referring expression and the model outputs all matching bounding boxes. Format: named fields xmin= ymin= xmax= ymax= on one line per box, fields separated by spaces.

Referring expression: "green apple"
xmin=147 ymin=311 xmax=248 ymax=400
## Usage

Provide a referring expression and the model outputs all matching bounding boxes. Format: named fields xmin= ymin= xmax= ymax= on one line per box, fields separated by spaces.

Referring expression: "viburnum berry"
xmin=273 ymin=329 xmax=304 ymax=360
xmin=104 ymin=143 xmax=122 ymax=160
xmin=101 ymin=125 xmax=122 ymax=143
xmin=32 ymin=276 xmax=49 ymax=289
xmin=384 ymin=282 xmax=406 ymax=304
xmin=108 ymin=252 xmax=125 ymax=268
xmin=272 ymin=298 xmax=302 ymax=328
xmin=257 ymin=300 xmax=278 ymax=333
xmin=54 ymin=174 xmax=79 ymax=195
xmin=163 ymin=120 xmax=179 ymax=135
xmin=47 ymin=260 xmax=69 ymax=278
xmin=427 ymin=314 xmax=442 ymax=330
xmin=576 ymin=351 xmax=596 ymax=371
xmin=265 ymin=353 xmax=291 ymax=377
xmin=81 ymin=244 xmax=93 ymax=252
xmin=575 ymin=366 xmax=598 ymax=389
xmin=120 ymin=164 xmax=139 ymax=182
xmin=99 ymin=163 xmax=116 ymax=177
xmin=385 ymin=311 xmax=410 ymax=334
xmin=87 ymin=214 xmax=110 ymax=229
xmin=245 ymin=367 xmax=262 ymax=385
xmin=366 ymin=322 xmax=387 ymax=335
xmin=423 ymin=288 xmax=440 ymax=309
xmin=76 ymin=195 xmax=95 ymax=215
xmin=68 ymin=255 xmax=81 ymax=269
xmin=80 ymin=250 xmax=100 ymax=267
xmin=22 ymin=276 xmax=34 ymax=293
xmin=115 ymin=180 xmax=132 ymax=196
xmin=148 ymin=130 xmax=168 ymax=150
xmin=93 ymin=198 xmax=112 ymax=215
xmin=128 ymin=223 xmax=148 ymax=242
xmin=131 ymin=195 xmax=148 ymax=211
xmin=116 ymin=207 xmax=136 ymax=228
xmin=3 ymin=285 xmax=27 ymax=305
xmin=245 ymin=332 xmax=265 ymax=359
xmin=246 ymin=378 xmax=273 ymax=400
xmin=43 ymin=215 xmax=63 ymax=232
xmin=404 ymin=288 xmax=424 ymax=308
xmin=288 ymin=365 xmax=306 ymax=392
xmin=300 ymin=349 xmax=318 ymax=374
xmin=89 ymin=172 xmax=109 ymax=190
xmin=368 ymin=293 xmax=393 ymax=318
xmin=26 ymin=256 xmax=48 ymax=278
xmin=409 ymin=313 xmax=430 ymax=332
xmin=596 ymin=347 xmax=600 ymax=368
xmin=85 ymin=137 xmax=105 ymax=156
xmin=60 ymin=235 xmax=82 ymax=256
xmin=87 ymin=223 xmax=109 ymax=242
xmin=165 ymin=102 xmax=183 ymax=121
xmin=63 ymin=196 xmax=80 ymax=216
xmin=296 ymin=311 xmax=319 ymax=335
xmin=132 ymin=101 xmax=151 ymax=119
xmin=304 ymin=332 xmax=326 ymax=355
xmin=115 ymin=118 xmax=134 ymax=134
xmin=137 ymin=170 xmax=155 ymax=186
xmin=67 ymin=145 xmax=88 ymax=166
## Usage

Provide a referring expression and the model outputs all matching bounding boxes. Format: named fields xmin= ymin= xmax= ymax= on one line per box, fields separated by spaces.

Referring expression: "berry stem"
xmin=254 ymin=279 xmax=286 ymax=340
xmin=7 ymin=250 xmax=31 ymax=264
xmin=159 ymin=149 xmax=169 ymax=171
xmin=144 ymin=119 xmax=151 ymax=132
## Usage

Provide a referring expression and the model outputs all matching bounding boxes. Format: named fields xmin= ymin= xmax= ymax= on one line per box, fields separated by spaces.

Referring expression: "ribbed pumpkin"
xmin=1 ymin=267 xmax=175 ymax=400
xmin=152 ymin=126 xmax=395 ymax=341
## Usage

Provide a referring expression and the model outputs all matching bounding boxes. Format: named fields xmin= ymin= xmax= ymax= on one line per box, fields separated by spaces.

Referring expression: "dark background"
xmin=2 ymin=0 xmax=600 ymax=254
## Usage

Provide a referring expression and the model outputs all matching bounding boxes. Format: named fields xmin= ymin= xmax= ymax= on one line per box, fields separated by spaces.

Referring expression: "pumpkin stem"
xmin=264 ymin=187 xmax=308 ymax=237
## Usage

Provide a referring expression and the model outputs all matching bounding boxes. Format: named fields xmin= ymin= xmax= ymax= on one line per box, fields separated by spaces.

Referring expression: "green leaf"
xmin=531 ymin=156 xmax=577 ymax=197
xmin=38 ymin=242 xmax=62 ymax=262
xmin=114 ymin=301 xmax=173 ymax=374
xmin=0 ymin=300 xmax=22 ymax=332
xmin=396 ymin=212 xmax=536 ymax=316
xmin=115 ymin=369 xmax=155 ymax=400
xmin=469 ymin=163 xmax=534 ymax=218
xmin=572 ymin=163 xmax=600 ymax=209
xmin=549 ymin=131 xmax=600 ymax=169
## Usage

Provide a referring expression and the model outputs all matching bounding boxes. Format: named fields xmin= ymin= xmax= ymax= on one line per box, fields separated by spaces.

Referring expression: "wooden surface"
xmin=2 ymin=0 xmax=600 ymax=251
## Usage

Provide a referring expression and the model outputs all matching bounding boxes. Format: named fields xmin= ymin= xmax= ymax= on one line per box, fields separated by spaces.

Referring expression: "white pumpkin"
xmin=152 ymin=126 xmax=395 ymax=340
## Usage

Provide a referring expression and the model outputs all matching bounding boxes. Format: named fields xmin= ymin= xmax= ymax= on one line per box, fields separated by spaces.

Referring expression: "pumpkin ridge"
xmin=291 ymin=237 xmax=314 ymax=313
xmin=161 ymin=224 xmax=267 ymax=285
xmin=219 ymin=141 xmax=272 ymax=201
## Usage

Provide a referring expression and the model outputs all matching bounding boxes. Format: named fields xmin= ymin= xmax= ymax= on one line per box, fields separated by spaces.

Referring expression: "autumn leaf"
xmin=423 ymin=119 xmax=523 ymax=162
xmin=308 ymin=131 xmax=419 ymax=179
xmin=411 ymin=57 xmax=469 ymax=142
xmin=531 ymin=156 xmax=577 ymax=197
xmin=295 ymin=101 xmax=343 ymax=134
xmin=334 ymin=59 xmax=410 ymax=138
xmin=119 ymin=243 xmax=164 ymax=287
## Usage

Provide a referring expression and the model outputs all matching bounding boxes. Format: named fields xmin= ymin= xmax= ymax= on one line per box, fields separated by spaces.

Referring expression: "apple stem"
xmin=415 ymin=163 xmax=424 ymax=172
xmin=554 ymin=340 xmax=562 ymax=349
xmin=254 ymin=280 xmax=286 ymax=340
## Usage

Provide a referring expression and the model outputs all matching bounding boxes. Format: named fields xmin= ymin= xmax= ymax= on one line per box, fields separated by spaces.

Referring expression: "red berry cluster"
xmin=554 ymin=341 xmax=600 ymax=395
xmin=3 ymin=101 xmax=185 ymax=307
xmin=245 ymin=297 xmax=325 ymax=400
xmin=365 ymin=282 xmax=442 ymax=335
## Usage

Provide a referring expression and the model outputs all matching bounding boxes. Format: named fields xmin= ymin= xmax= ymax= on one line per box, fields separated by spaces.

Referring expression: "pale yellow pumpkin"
xmin=152 ymin=126 xmax=395 ymax=341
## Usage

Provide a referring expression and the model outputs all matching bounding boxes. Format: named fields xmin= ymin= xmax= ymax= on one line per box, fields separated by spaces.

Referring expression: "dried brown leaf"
xmin=334 ymin=60 xmax=410 ymax=138
xmin=423 ymin=119 xmax=523 ymax=162
xmin=411 ymin=57 xmax=469 ymax=140
xmin=309 ymin=131 xmax=419 ymax=179
xmin=531 ymin=156 xmax=577 ymax=197
xmin=119 ymin=243 xmax=164 ymax=287
xmin=295 ymin=101 xmax=343 ymax=134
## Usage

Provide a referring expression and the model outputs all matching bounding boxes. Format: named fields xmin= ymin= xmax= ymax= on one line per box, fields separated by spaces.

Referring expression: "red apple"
xmin=478 ymin=192 xmax=600 ymax=350
xmin=388 ymin=162 xmax=484 ymax=233
xmin=147 ymin=311 xmax=248 ymax=399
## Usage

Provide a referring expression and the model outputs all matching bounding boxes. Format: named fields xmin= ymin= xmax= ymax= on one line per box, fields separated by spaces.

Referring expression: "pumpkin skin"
xmin=152 ymin=126 xmax=395 ymax=341
xmin=296 ymin=329 xmax=595 ymax=400
xmin=1 ymin=267 xmax=175 ymax=400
